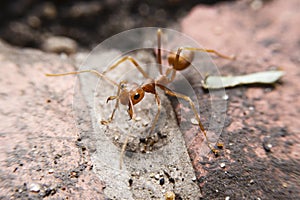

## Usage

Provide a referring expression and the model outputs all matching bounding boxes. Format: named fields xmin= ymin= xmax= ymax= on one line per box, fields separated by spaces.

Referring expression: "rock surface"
xmin=0 ymin=41 xmax=104 ymax=199
xmin=181 ymin=0 xmax=300 ymax=199
xmin=0 ymin=0 xmax=299 ymax=199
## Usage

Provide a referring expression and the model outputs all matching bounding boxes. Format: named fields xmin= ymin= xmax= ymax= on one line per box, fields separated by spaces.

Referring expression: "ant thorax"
xmin=155 ymin=74 xmax=170 ymax=86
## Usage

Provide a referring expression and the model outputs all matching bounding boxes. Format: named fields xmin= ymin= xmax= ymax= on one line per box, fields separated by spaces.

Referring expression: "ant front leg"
xmin=46 ymin=69 xmax=118 ymax=86
xmin=141 ymin=82 xmax=162 ymax=134
xmin=101 ymin=81 xmax=125 ymax=125
xmin=103 ymin=56 xmax=150 ymax=79
xmin=157 ymin=84 xmax=219 ymax=155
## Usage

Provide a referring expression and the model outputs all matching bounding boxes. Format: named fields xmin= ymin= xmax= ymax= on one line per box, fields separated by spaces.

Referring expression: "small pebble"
xmin=29 ymin=183 xmax=41 ymax=192
xmin=191 ymin=118 xmax=198 ymax=125
xmin=131 ymin=171 xmax=140 ymax=176
xmin=154 ymin=174 xmax=160 ymax=180
xmin=149 ymin=173 xmax=155 ymax=178
xmin=159 ymin=178 xmax=165 ymax=185
xmin=220 ymin=163 xmax=226 ymax=168
xmin=192 ymin=176 xmax=197 ymax=182
xmin=225 ymin=196 xmax=230 ymax=200
xmin=135 ymin=171 xmax=140 ymax=176
xmin=114 ymin=135 xmax=119 ymax=141
xmin=135 ymin=116 xmax=141 ymax=121
xmin=27 ymin=16 xmax=41 ymax=28
xmin=42 ymin=36 xmax=77 ymax=54
xmin=144 ymin=181 xmax=155 ymax=192
xmin=263 ymin=139 xmax=273 ymax=152
xmin=69 ymin=2 xmax=102 ymax=18
xmin=128 ymin=178 xmax=133 ymax=187
xmin=282 ymin=182 xmax=288 ymax=188
xmin=169 ymin=177 xmax=175 ymax=184
xmin=48 ymin=169 xmax=54 ymax=174
xmin=251 ymin=0 xmax=263 ymax=10
xmin=142 ymin=121 xmax=149 ymax=127
xmin=43 ymin=2 xmax=57 ymax=19
xmin=59 ymin=53 xmax=68 ymax=60
xmin=222 ymin=94 xmax=229 ymax=100
xmin=165 ymin=191 xmax=175 ymax=200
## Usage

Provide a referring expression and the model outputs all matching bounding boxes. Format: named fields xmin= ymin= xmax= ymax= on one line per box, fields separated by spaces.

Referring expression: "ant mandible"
xmin=46 ymin=29 xmax=234 ymax=158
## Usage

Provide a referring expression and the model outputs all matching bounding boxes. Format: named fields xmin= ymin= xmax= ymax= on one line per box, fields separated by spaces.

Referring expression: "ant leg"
xmin=149 ymin=92 xmax=161 ymax=134
xmin=175 ymin=47 xmax=235 ymax=63
xmin=46 ymin=70 xmax=118 ymax=86
xmin=120 ymin=91 xmax=161 ymax=169
xmin=158 ymin=84 xmax=219 ymax=155
xmin=168 ymin=47 xmax=235 ymax=82
xmin=157 ymin=29 xmax=163 ymax=75
xmin=46 ymin=70 xmax=123 ymax=125
xmin=119 ymin=133 xmax=130 ymax=169
xmin=127 ymin=97 xmax=136 ymax=120
xmin=165 ymin=67 xmax=177 ymax=83
xmin=103 ymin=56 xmax=150 ymax=79
xmin=101 ymin=81 xmax=126 ymax=125
xmin=119 ymin=92 xmax=160 ymax=168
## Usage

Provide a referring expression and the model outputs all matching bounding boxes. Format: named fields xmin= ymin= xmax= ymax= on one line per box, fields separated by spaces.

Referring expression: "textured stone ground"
xmin=0 ymin=44 xmax=104 ymax=199
xmin=181 ymin=0 xmax=300 ymax=199
xmin=0 ymin=0 xmax=299 ymax=199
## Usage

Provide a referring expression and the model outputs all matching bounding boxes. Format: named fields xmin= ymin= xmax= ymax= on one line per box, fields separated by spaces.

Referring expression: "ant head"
xmin=119 ymin=82 xmax=145 ymax=106
xmin=121 ymin=83 xmax=145 ymax=120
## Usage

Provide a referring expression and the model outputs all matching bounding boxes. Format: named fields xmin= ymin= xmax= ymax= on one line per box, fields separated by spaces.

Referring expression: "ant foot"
xmin=212 ymin=149 xmax=220 ymax=156
xmin=229 ymin=54 xmax=236 ymax=60
xmin=209 ymin=144 xmax=220 ymax=156
xmin=100 ymin=119 xmax=111 ymax=125
xmin=106 ymin=96 xmax=117 ymax=103
xmin=216 ymin=142 xmax=224 ymax=149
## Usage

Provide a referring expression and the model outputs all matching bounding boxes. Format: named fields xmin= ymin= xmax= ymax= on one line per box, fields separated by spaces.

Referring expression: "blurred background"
xmin=0 ymin=0 xmax=234 ymax=51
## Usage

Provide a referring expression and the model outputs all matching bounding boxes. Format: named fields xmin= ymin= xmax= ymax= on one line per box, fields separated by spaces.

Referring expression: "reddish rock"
xmin=181 ymin=0 xmax=300 ymax=199
xmin=0 ymin=41 xmax=104 ymax=199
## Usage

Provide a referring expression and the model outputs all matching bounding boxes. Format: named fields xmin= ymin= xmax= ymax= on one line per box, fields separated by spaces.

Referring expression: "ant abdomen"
xmin=168 ymin=50 xmax=194 ymax=71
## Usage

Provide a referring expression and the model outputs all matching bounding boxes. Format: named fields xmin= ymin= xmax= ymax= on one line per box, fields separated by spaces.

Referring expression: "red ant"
xmin=46 ymin=29 xmax=234 ymax=167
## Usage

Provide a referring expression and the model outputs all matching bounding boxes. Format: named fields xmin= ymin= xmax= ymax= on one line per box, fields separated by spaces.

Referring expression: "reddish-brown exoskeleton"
xmin=46 ymin=29 xmax=234 ymax=167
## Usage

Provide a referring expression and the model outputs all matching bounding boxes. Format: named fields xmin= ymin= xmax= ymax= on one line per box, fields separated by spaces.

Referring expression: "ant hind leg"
xmin=156 ymin=29 xmax=163 ymax=75
xmin=158 ymin=84 xmax=219 ymax=155
xmin=175 ymin=47 xmax=235 ymax=63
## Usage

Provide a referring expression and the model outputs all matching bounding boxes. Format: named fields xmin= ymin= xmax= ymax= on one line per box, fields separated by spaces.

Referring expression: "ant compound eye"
xmin=130 ymin=89 xmax=144 ymax=105
xmin=133 ymin=93 xmax=140 ymax=100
